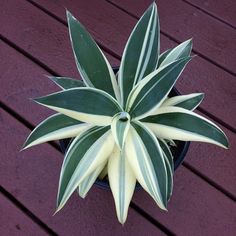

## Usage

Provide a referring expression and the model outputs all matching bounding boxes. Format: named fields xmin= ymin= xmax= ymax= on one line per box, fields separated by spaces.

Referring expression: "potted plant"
xmin=22 ymin=3 xmax=228 ymax=224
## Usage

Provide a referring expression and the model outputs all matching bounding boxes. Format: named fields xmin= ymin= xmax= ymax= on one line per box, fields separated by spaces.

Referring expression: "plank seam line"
xmin=0 ymin=101 xmax=61 ymax=152
xmin=130 ymin=202 xmax=176 ymax=236
xmin=25 ymin=0 xmax=121 ymax=61
xmin=182 ymin=162 xmax=236 ymax=202
xmin=0 ymin=102 xmax=174 ymax=235
xmin=197 ymin=107 xmax=236 ymax=134
xmin=181 ymin=0 xmax=236 ymax=30
xmin=0 ymin=34 xmax=60 ymax=77
xmin=105 ymin=0 xmax=236 ymax=77
xmin=0 ymin=186 xmax=58 ymax=236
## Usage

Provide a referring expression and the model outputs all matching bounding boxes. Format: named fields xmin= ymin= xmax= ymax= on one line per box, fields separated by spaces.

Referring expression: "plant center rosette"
xmin=22 ymin=3 xmax=228 ymax=224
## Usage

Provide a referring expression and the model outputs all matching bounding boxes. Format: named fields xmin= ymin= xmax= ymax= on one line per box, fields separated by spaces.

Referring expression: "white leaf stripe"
xmin=133 ymin=4 xmax=157 ymax=85
xmin=118 ymin=3 xmax=159 ymax=107
xmin=97 ymin=47 xmax=121 ymax=103
xmin=158 ymin=138 xmax=174 ymax=171
xmin=159 ymin=39 xmax=192 ymax=68
xmin=108 ymin=147 xmax=136 ymax=224
xmin=111 ymin=112 xmax=131 ymax=149
xmin=67 ymin=11 xmax=118 ymax=99
xmin=158 ymin=138 xmax=173 ymax=200
xmin=132 ymin=121 xmax=168 ymax=203
xmin=127 ymin=57 xmax=191 ymax=119
xmin=78 ymin=162 xmax=106 ymax=198
xmin=22 ymin=113 xmax=88 ymax=150
xmin=126 ymin=123 xmax=167 ymax=209
xmin=160 ymin=93 xmax=204 ymax=111
xmin=48 ymin=76 xmax=85 ymax=90
xmin=34 ymin=87 xmax=122 ymax=126
xmin=157 ymin=48 xmax=172 ymax=68
xmin=57 ymin=127 xmax=114 ymax=211
xmin=143 ymin=106 xmax=228 ymax=148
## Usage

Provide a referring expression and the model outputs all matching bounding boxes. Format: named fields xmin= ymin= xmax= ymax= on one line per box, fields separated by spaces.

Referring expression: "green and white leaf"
xmin=127 ymin=57 xmax=192 ymax=119
xmin=22 ymin=113 xmax=90 ymax=150
xmin=126 ymin=122 xmax=167 ymax=209
xmin=67 ymin=11 xmax=120 ymax=100
xmin=119 ymin=2 xmax=159 ymax=107
xmin=157 ymin=48 xmax=172 ymax=68
xmin=48 ymin=76 xmax=85 ymax=90
xmin=158 ymin=138 xmax=173 ymax=200
xmin=142 ymin=106 xmax=229 ymax=148
xmin=108 ymin=146 xmax=136 ymax=224
xmin=56 ymin=126 xmax=115 ymax=212
xmin=158 ymin=39 xmax=192 ymax=68
xmin=111 ymin=112 xmax=131 ymax=149
xmin=160 ymin=93 xmax=204 ymax=111
xmin=78 ymin=161 xmax=107 ymax=198
xmin=34 ymin=87 xmax=122 ymax=126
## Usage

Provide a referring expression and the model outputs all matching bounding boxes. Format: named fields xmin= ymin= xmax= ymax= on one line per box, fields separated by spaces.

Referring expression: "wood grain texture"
xmin=110 ymin=0 xmax=236 ymax=74
xmin=184 ymin=0 xmax=236 ymax=27
xmin=0 ymin=194 xmax=46 ymax=236
xmin=0 ymin=108 xmax=165 ymax=236
xmin=27 ymin=0 xmax=236 ymax=129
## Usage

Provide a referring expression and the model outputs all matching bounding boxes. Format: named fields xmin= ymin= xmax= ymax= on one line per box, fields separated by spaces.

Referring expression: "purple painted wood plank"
xmin=0 ymin=194 xmax=46 ymax=236
xmin=110 ymin=0 xmax=236 ymax=74
xmin=0 ymin=109 xmax=165 ymax=235
xmin=28 ymin=0 xmax=236 ymax=129
xmin=185 ymin=0 xmax=236 ymax=27
xmin=0 ymin=0 xmax=119 ymax=80
xmin=132 ymin=166 xmax=236 ymax=236
xmin=1 ymin=41 xmax=236 ymax=235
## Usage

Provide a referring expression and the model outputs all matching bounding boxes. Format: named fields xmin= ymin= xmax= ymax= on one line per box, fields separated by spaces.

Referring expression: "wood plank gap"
xmin=182 ymin=162 xmax=236 ymax=202
xmin=0 ymin=185 xmax=58 ymax=236
xmin=130 ymin=202 xmax=176 ymax=236
xmin=0 ymin=101 xmax=61 ymax=152
xmin=181 ymin=0 xmax=236 ymax=30
xmin=0 ymin=35 xmax=60 ymax=77
xmin=25 ymin=0 xmax=121 ymax=61
xmin=105 ymin=0 xmax=236 ymax=77
xmin=197 ymin=107 xmax=236 ymax=134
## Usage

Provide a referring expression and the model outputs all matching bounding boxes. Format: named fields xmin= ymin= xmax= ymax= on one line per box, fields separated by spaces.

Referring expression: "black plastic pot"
xmin=59 ymin=67 xmax=190 ymax=190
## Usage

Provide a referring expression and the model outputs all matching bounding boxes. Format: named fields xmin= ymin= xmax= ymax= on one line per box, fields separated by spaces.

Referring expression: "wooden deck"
xmin=0 ymin=0 xmax=235 ymax=235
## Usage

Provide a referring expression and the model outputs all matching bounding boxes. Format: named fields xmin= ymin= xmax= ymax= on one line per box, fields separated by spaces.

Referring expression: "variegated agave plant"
xmin=23 ymin=3 xmax=228 ymax=224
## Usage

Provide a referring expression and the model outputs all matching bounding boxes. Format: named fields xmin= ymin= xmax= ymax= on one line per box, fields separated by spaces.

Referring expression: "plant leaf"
xmin=67 ymin=11 xmax=120 ymax=100
xmin=158 ymin=138 xmax=173 ymax=200
xmin=48 ymin=76 xmax=85 ymax=90
xmin=34 ymin=87 xmax=122 ymax=126
xmin=158 ymin=39 xmax=192 ymax=68
xmin=142 ymin=106 xmax=229 ymax=149
xmin=111 ymin=112 xmax=131 ymax=149
xmin=126 ymin=121 xmax=167 ymax=209
xmin=118 ymin=2 xmax=159 ymax=107
xmin=22 ymin=113 xmax=89 ymax=150
xmin=78 ymin=161 xmax=107 ymax=198
xmin=161 ymin=93 xmax=204 ymax=111
xmin=157 ymin=48 xmax=172 ymax=68
xmin=108 ymin=146 xmax=136 ymax=224
xmin=127 ymin=57 xmax=192 ymax=119
xmin=56 ymin=126 xmax=114 ymax=212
